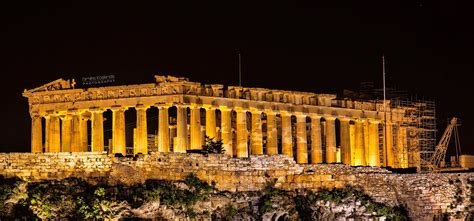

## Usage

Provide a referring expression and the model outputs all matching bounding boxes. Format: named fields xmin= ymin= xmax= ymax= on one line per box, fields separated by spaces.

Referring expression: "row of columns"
xmin=31 ymin=105 xmax=397 ymax=167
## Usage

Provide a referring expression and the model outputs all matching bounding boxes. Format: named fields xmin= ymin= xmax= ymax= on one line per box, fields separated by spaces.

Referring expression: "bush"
xmin=202 ymin=136 xmax=225 ymax=154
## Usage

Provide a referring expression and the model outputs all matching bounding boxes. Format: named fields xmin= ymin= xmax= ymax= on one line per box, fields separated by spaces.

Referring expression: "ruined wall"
xmin=0 ymin=152 xmax=472 ymax=220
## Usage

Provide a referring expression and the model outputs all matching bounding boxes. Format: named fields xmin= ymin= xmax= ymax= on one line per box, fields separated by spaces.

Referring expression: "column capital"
xmin=279 ymin=110 xmax=293 ymax=116
xmin=339 ymin=116 xmax=352 ymax=122
xmin=59 ymin=115 xmax=73 ymax=120
xmin=203 ymin=104 xmax=217 ymax=110
xmin=110 ymin=106 xmax=128 ymax=111
xmin=219 ymin=106 xmax=233 ymax=112
xmin=30 ymin=112 xmax=41 ymax=118
xmin=249 ymin=107 xmax=263 ymax=114
xmin=234 ymin=107 xmax=247 ymax=113
xmin=67 ymin=108 xmax=85 ymax=115
xmin=354 ymin=118 xmax=367 ymax=123
xmin=309 ymin=114 xmax=322 ymax=120
xmin=294 ymin=112 xmax=307 ymax=118
xmin=135 ymin=104 xmax=150 ymax=110
xmin=89 ymin=107 xmax=106 ymax=113
xmin=323 ymin=115 xmax=336 ymax=121
xmin=368 ymin=119 xmax=381 ymax=124
xmin=155 ymin=102 xmax=172 ymax=109
xmin=264 ymin=109 xmax=277 ymax=115
xmin=189 ymin=104 xmax=202 ymax=110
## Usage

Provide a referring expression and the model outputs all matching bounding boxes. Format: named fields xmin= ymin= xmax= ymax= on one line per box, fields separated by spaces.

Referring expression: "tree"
xmin=201 ymin=136 xmax=225 ymax=155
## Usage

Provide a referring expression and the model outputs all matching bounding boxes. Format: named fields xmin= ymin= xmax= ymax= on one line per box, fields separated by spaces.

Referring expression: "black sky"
xmin=1 ymin=1 xmax=473 ymax=155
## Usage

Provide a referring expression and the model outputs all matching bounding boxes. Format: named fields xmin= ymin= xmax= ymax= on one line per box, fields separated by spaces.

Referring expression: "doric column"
xmin=44 ymin=115 xmax=50 ymax=152
xmin=175 ymin=105 xmax=187 ymax=153
xmin=111 ymin=106 xmax=127 ymax=155
xmin=220 ymin=107 xmax=233 ymax=155
xmin=31 ymin=113 xmax=43 ymax=153
xmin=49 ymin=114 xmax=61 ymax=152
xmin=135 ymin=105 xmax=148 ymax=154
xmin=91 ymin=109 xmax=105 ymax=152
xmin=281 ymin=111 xmax=293 ymax=157
xmin=310 ymin=115 xmax=322 ymax=164
xmin=190 ymin=106 xmax=202 ymax=150
xmin=398 ymin=127 xmax=408 ymax=168
xmin=60 ymin=115 xmax=72 ymax=152
xmin=205 ymin=107 xmax=217 ymax=139
xmin=364 ymin=120 xmax=370 ymax=165
xmin=354 ymin=119 xmax=366 ymax=166
xmin=340 ymin=117 xmax=351 ymax=165
xmin=80 ymin=114 xmax=89 ymax=152
xmin=296 ymin=114 xmax=308 ymax=164
xmin=71 ymin=112 xmax=82 ymax=152
xmin=385 ymin=121 xmax=394 ymax=167
xmin=158 ymin=105 xmax=170 ymax=152
xmin=235 ymin=108 xmax=248 ymax=158
xmin=266 ymin=111 xmax=278 ymax=155
xmin=349 ymin=123 xmax=356 ymax=166
xmin=325 ymin=116 xmax=337 ymax=163
xmin=250 ymin=109 xmax=263 ymax=155
xmin=368 ymin=120 xmax=380 ymax=166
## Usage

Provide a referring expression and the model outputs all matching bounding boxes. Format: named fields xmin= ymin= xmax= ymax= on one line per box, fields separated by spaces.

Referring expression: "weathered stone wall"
xmin=0 ymin=152 xmax=472 ymax=220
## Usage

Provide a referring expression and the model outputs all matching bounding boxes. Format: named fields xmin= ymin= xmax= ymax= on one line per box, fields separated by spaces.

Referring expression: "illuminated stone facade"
xmin=23 ymin=75 xmax=411 ymax=168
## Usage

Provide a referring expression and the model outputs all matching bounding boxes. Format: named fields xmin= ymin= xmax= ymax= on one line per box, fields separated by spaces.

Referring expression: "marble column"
xmin=91 ymin=109 xmax=104 ymax=152
xmin=190 ymin=106 xmax=202 ymax=150
xmin=364 ymin=120 xmax=370 ymax=165
xmin=325 ymin=116 xmax=337 ymax=163
xmin=175 ymin=105 xmax=187 ymax=153
xmin=296 ymin=114 xmax=308 ymax=164
xmin=135 ymin=105 xmax=148 ymax=154
xmin=60 ymin=115 xmax=72 ymax=152
xmin=266 ymin=111 xmax=278 ymax=155
xmin=71 ymin=112 xmax=82 ymax=152
xmin=281 ymin=112 xmax=293 ymax=157
xmin=205 ymin=107 xmax=217 ymax=139
xmin=310 ymin=115 xmax=322 ymax=164
xmin=368 ymin=120 xmax=380 ymax=167
xmin=158 ymin=105 xmax=170 ymax=152
xmin=80 ymin=114 xmax=89 ymax=152
xmin=354 ymin=119 xmax=366 ymax=166
xmin=220 ymin=107 xmax=233 ymax=155
xmin=49 ymin=114 xmax=61 ymax=152
xmin=44 ymin=115 xmax=50 ymax=152
xmin=112 ymin=107 xmax=126 ymax=155
xmin=236 ymin=108 xmax=248 ymax=158
xmin=31 ymin=113 xmax=43 ymax=153
xmin=385 ymin=122 xmax=394 ymax=167
xmin=250 ymin=110 xmax=263 ymax=155
xmin=340 ymin=117 xmax=351 ymax=165
xmin=398 ymin=127 xmax=408 ymax=168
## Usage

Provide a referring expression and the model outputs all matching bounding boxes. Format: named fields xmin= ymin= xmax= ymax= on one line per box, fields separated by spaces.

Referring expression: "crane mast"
xmin=425 ymin=117 xmax=463 ymax=171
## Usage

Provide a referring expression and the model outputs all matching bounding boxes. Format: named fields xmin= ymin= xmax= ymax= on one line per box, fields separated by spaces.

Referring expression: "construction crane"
xmin=424 ymin=117 xmax=464 ymax=172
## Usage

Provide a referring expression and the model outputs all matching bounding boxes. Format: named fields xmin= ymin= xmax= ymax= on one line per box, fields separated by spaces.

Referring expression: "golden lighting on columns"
xmin=296 ymin=114 xmax=308 ymax=164
xmin=354 ymin=119 xmax=366 ymax=166
xmin=60 ymin=114 xmax=72 ymax=152
xmin=310 ymin=115 xmax=322 ymax=164
xmin=235 ymin=108 xmax=248 ymax=158
xmin=219 ymin=106 xmax=233 ymax=155
xmin=265 ymin=110 xmax=278 ymax=155
xmin=49 ymin=113 xmax=61 ymax=153
xmin=205 ymin=106 xmax=217 ymax=139
xmin=80 ymin=113 xmax=90 ymax=152
xmin=339 ymin=117 xmax=351 ymax=165
xmin=175 ymin=105 xmax=188 ymax=153
xmin=189 ymin=106 xmax=202 ymax=150
xmin=157 ymin=105 xmax=170 ymax=153
xmin=135 ymin=105 xmax=149 ymax=154
xmin=325 ymin=116 xmax=337 ymax=163
xmin=30 ymin=112 xmax=43 ymax=153
xmin=90 ymin=108 xmax=105 ymax=152
xmin=250 ymin=109 xmax=263 ymax=155
xmin=385 ymin=121 xmax=394 ymax=167
xmin=367 ymin=119 xmax=381 ymax=167
xmin=281 ymin=111 xmax=293 ymax=157
xmin=111 ymin=106 xmax=127 ymax=155
xmin=70 ymin=110 xmax=82 ymax=152
xmin=44 ymin=115 xmax=51 ymax=152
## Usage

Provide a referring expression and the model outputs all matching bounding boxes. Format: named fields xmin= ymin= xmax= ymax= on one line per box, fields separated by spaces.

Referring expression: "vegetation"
xmin=0 ymin=175 xmax=408 ymax=220
xmin=201 ymin=135 xmax=225 ymax=155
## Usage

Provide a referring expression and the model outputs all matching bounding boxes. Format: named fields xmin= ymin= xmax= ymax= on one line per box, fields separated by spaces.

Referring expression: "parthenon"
xmin=23 ymin=75 xmax=425 ymax=168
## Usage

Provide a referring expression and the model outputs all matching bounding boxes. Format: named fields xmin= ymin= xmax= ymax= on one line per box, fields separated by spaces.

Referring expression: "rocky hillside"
xmin=1 ymin=175 xmax=413 ymax=220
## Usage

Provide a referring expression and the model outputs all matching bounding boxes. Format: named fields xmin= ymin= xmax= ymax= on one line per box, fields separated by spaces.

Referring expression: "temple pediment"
xmin=23 ymin=78 xmax=76 ymax=94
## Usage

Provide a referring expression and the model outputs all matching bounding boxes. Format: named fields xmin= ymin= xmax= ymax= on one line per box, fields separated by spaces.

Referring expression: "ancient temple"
xmin=23 ymin=75 xmax=422 ymax=168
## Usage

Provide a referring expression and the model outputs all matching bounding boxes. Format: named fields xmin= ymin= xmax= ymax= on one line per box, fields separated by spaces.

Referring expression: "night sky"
xmin=1 ymin=1 xmax=473 ymax=155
